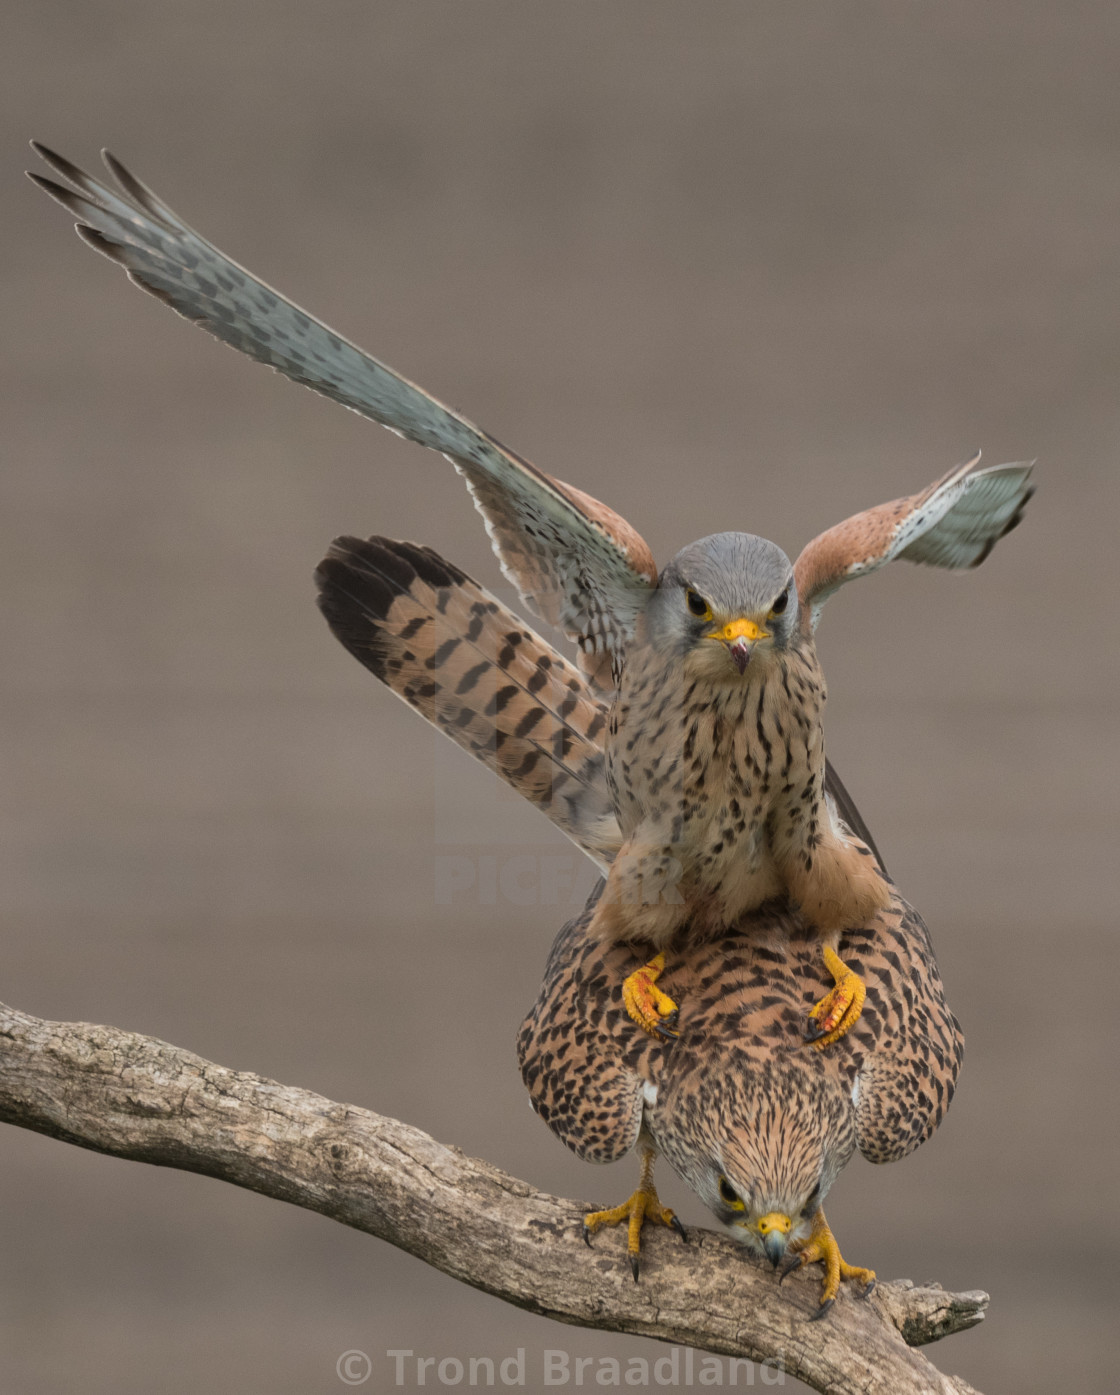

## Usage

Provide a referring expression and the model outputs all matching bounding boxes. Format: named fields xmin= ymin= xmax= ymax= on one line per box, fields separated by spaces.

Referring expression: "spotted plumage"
xmin=598 ymin=535 xmax=887 ymax=950
xmin=518 ymin=880 xmax=964 ymax=1272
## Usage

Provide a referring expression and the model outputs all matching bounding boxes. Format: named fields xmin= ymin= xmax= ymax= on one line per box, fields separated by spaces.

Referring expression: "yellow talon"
xmin=806 ymin=944 xmax=865 ymax=1051
xmin=780 ymin=1208 xmax=875 ymax=1315
xmin=582 ymin=1149 xmax=687 ymax=1279
xmin=622 ymin=952 xmax=680 ymax=1040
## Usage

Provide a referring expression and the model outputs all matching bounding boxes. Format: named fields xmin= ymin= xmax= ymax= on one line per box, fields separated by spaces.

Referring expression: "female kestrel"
xmin=518 ymin=884 xmax=965 ymax=1314
xmin=30 ymin=145 xmax=1032 ymax=1049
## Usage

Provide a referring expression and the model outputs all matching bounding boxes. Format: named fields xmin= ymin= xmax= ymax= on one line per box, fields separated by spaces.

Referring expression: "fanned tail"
xmin=315 ymin=537 xmax=621 ymax=869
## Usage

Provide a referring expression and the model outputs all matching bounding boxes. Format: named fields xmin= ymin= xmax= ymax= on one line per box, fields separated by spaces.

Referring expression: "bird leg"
xmin=805 ymin=944 xmax=865 ymax=1050
xmin=779 ymin=1207 xmax=875 ymax=1317
xmin=582 ymin=1147 xmax=687 ymax=1280
xmin=621 ymin=952 xmax=680 ymax=1040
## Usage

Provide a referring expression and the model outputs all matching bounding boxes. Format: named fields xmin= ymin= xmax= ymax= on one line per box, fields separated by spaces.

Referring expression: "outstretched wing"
xmin=28 ymin=143 xmax=656 ymax=689
xmin=793 ymin=453 xmax=1034 ymax=632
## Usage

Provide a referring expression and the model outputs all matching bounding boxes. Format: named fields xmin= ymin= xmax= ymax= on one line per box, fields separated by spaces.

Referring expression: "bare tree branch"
xmin=0 ymin=1002 xmax=986 ymax=1395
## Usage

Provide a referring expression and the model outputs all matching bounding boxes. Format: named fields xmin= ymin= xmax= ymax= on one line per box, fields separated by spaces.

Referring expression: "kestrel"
xmin=30 ymin=145 xmax=1032 ymax=1049
xmin=517 ymin=884 xmax=964 ymax=1314
xmin=313 ymin=520 xmax=959 ymax=1314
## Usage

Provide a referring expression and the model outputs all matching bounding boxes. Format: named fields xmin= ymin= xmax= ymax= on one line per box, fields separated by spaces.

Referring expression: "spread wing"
xmin=28 ymin=143 xmax=656 ymax=690
xmin=793 ymin=452 xmax=1034 ymax=632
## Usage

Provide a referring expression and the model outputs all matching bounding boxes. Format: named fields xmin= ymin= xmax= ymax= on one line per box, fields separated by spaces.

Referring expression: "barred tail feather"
xmin=315 ymin=537 xmax=621 ymax=869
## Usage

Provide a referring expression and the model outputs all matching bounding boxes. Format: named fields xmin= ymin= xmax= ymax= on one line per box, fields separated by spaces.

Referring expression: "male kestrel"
xmin=30 ymin=145 xmax=1032 ymax=1049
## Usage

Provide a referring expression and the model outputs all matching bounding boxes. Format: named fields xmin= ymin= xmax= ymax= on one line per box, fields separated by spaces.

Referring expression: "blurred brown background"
xmin=2 ymin=3 xmax=1117 ymax=1392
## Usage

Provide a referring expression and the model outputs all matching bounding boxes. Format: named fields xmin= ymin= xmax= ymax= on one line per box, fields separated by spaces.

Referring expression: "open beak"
xmin=713 ymin=617 xmax=769 ymax=674
xmin=757 ymin=1211 xmax=792 ymax=1268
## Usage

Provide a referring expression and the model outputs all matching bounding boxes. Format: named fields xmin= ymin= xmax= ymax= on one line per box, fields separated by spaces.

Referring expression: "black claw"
xmin=629 ymin=1253 xmax=640 ymax=1282
xmin=670 ymin=1214 xmax=689 ymax=1243
xmin=777 ymin=1255 xmax=803 ymax=1285
xmin=859 ymin=1279 xmax=877 ymax=1300
xmin=803 ymin=1019 xmax=827 ymax=1044
xmin=582 ymin=1224 xmax=593 ymax=1247
xmin=651 ymin=1017 xmax=679 ymax=1041
xmin=809 ymin=1298 xmax=835 ymax=1322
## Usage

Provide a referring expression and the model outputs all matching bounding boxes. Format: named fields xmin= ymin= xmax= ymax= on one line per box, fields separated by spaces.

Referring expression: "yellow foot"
xmin=805 ymin=945 xmax=865 ymax=1051
xmin=779 ymin=1208 xmax=876 ymax=1318
xmin=582 ymin=1157 xmax=688 ymax=1281
xmin=622 ymin=953 xmax=680 ymax=1040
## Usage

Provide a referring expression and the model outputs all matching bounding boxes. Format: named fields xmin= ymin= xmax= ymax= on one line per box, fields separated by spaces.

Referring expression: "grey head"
xmin=642 ymin=532 xmax=800 ymax=679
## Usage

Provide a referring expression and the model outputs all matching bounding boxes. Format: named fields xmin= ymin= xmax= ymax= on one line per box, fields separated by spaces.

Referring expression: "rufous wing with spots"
xmin=517 ymin=915 xmax=650 ymax=1166
xmin=849 ymin=901 xmax=965 ymax=1165
xmin=794 ymin=452 xmax=1034 ymax=632
xmin=30 ymin=144 xmax=657 ymax=691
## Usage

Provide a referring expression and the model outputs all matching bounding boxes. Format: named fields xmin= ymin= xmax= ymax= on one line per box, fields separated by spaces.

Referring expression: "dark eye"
xmin=686 ymin=589 xmax=710 ymax=618
xmin=770 ymin=588 xmax=789 ymax=616
xmin=718 ymin=1176 xmax=739 ymax=1205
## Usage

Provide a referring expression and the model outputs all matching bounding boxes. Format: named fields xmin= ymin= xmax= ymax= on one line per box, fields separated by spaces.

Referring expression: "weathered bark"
xmin=0 ymin=1002 xmax=987 ymax=1395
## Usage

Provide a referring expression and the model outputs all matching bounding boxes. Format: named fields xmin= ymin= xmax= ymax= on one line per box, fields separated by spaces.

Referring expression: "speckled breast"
xmin=605 ymin=641 xmax=828 ymax=915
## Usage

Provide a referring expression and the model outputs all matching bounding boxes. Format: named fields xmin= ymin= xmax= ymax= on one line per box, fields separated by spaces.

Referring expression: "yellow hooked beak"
xmin=710 ymin=617 xmax=769 ymax=673
xmin=756 ymin=1211 xmax=792 ymax=1267
xmin=715 ymin=617 xmax=770 ymax=643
